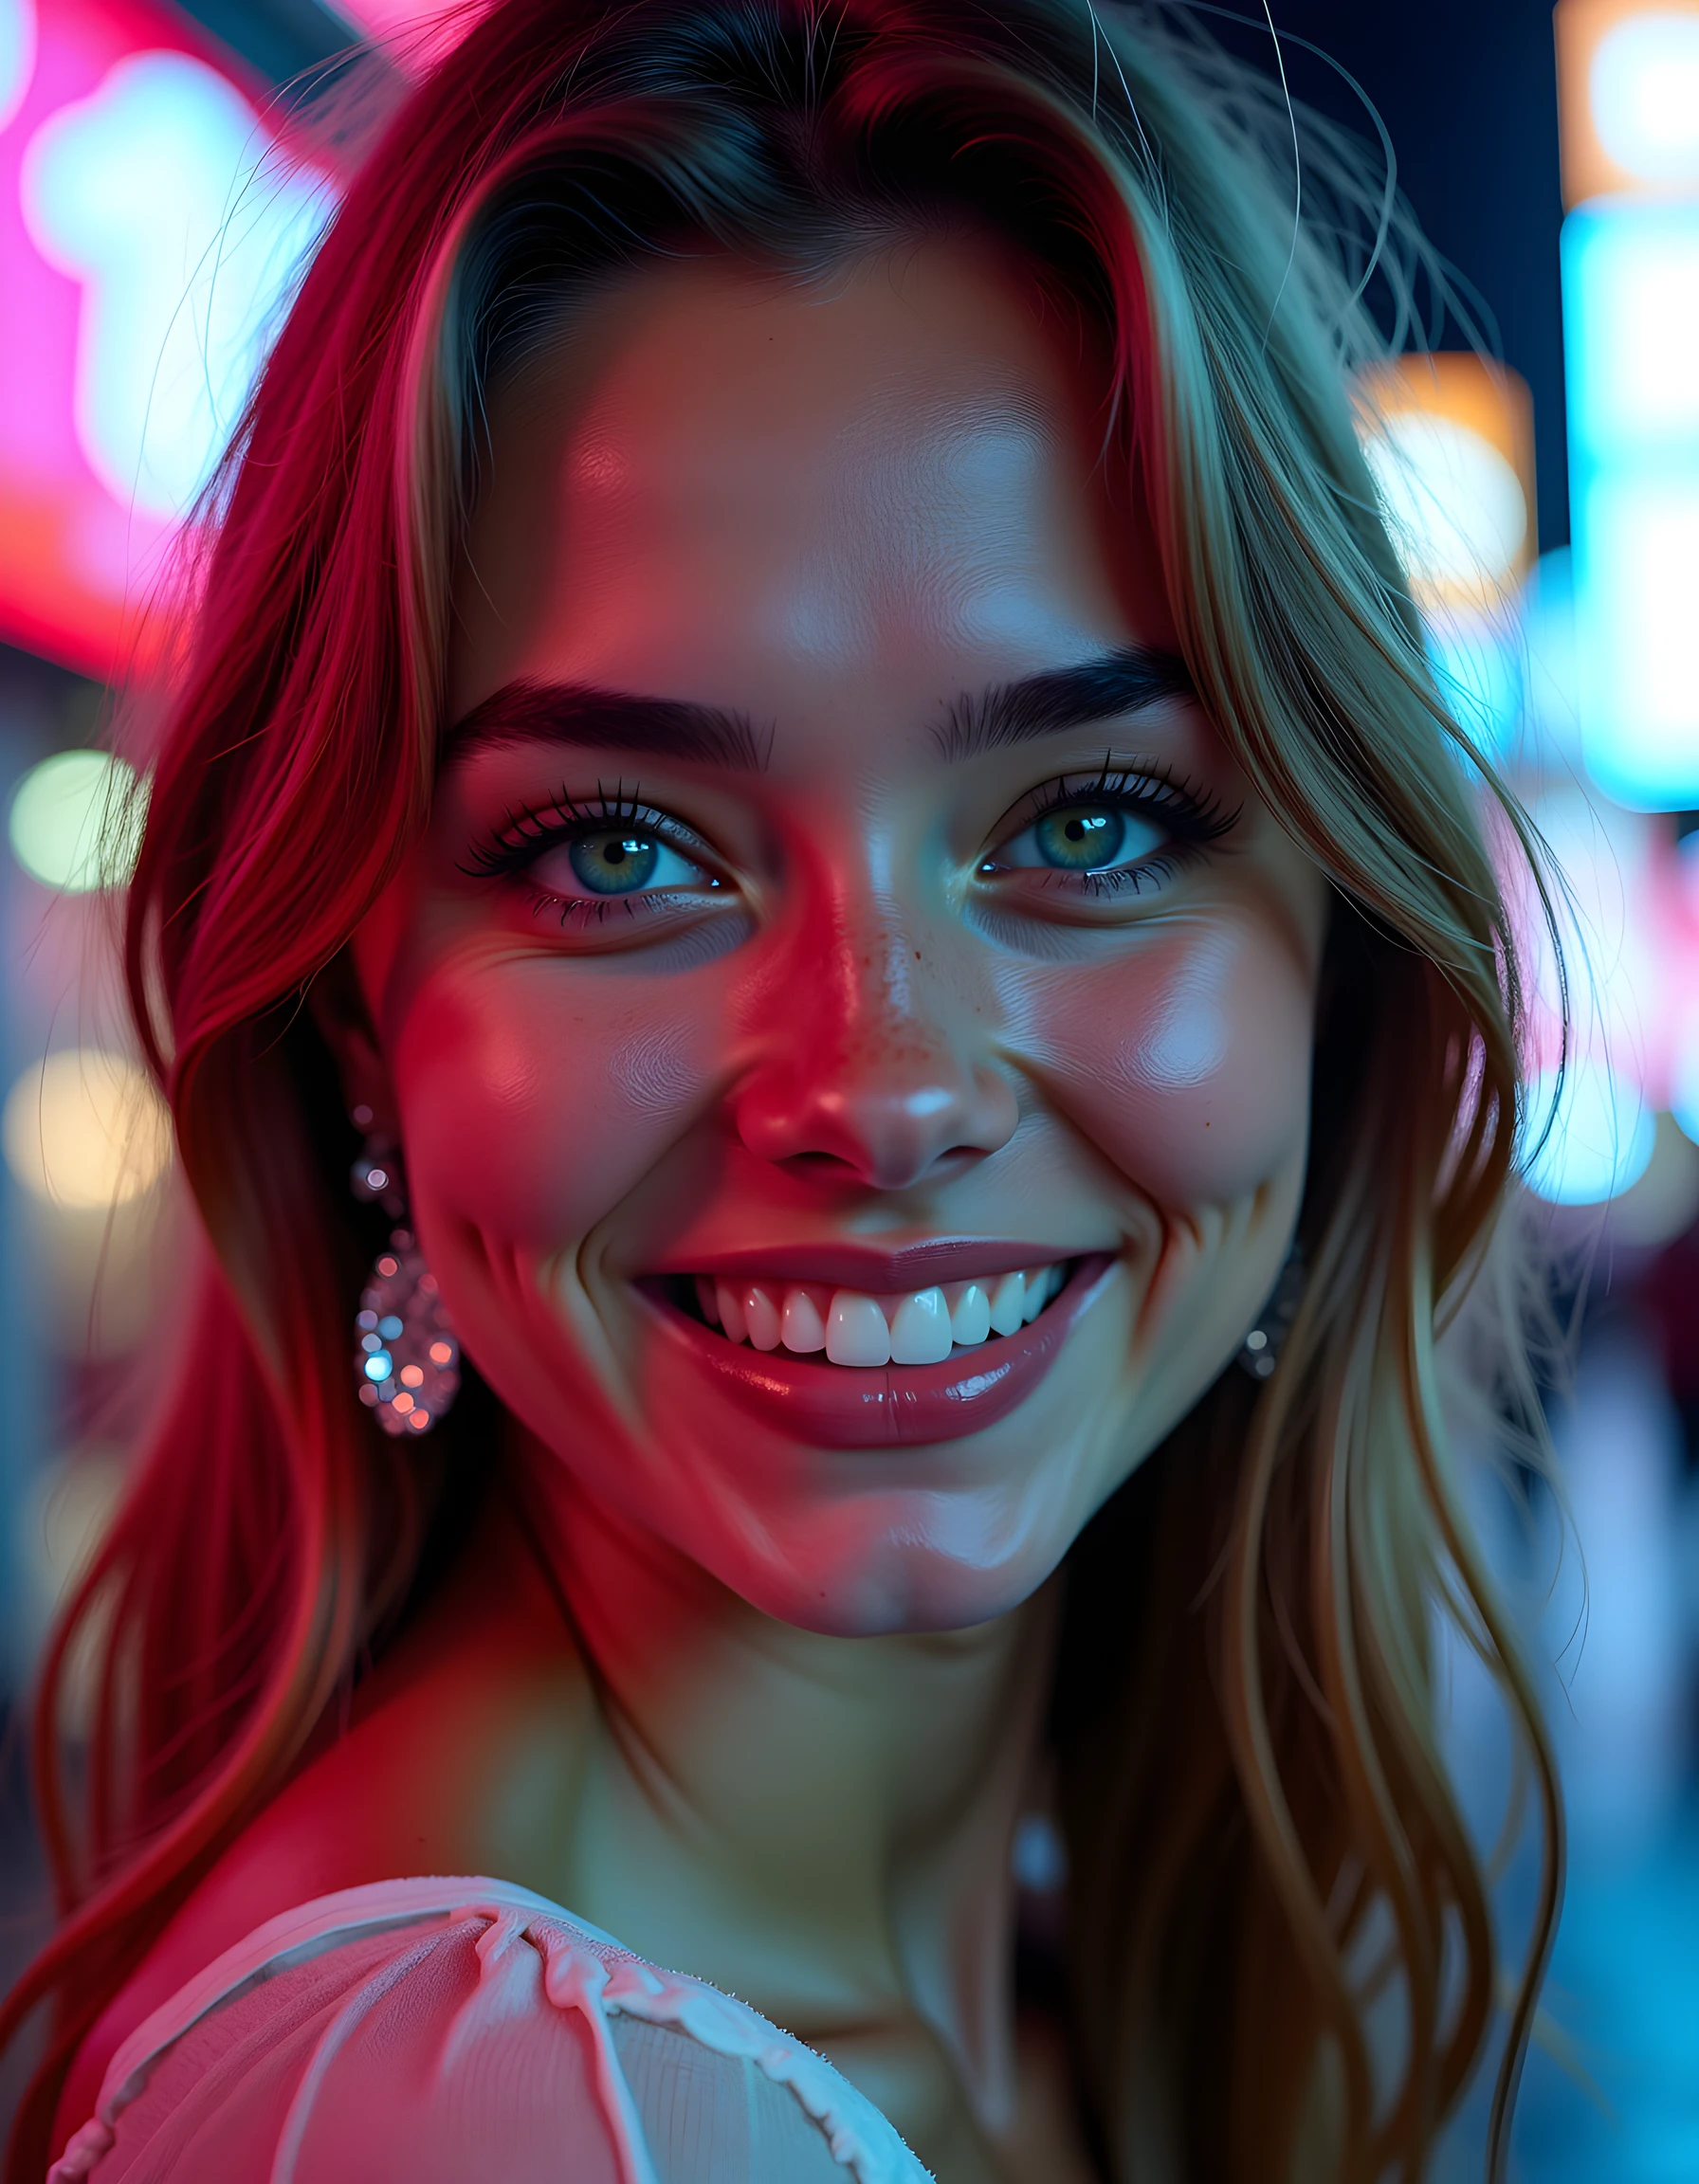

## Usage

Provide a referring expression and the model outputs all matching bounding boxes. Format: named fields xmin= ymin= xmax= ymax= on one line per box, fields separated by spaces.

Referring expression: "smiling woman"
xmin=2 ymin=6 xmax=1561 ymax=2184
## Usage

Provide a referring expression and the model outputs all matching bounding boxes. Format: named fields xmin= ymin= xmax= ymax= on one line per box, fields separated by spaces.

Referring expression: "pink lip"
xmin=646 ymin=1237 xmax=1078 ymax=1291
xmin=638 ymin=1254 xmax=1116 ymax=1448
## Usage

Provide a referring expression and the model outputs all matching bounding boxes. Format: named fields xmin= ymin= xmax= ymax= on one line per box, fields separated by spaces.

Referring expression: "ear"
xmin=308 ymin=950 xmax=398 ymax=1142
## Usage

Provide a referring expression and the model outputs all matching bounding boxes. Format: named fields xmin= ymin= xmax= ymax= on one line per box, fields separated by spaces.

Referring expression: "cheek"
xmin=1016 ymin=921 xmax=1315 ymax=1206
xmin=390 ymin=959 xmax=720 ymax=1245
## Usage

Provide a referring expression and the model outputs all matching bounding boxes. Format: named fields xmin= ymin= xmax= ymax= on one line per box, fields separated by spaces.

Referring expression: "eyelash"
xmin=462 ymin=764 xmax=1241 ymax=917
xmin=461 ymin=782 xmax=720 ymax=924
xmin=987 ymin=763 xmax=1240 ymax=894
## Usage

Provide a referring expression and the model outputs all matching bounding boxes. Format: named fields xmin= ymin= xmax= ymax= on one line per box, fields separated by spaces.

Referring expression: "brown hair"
xmin=5 ymin=5 xmax=1561 ymax=2178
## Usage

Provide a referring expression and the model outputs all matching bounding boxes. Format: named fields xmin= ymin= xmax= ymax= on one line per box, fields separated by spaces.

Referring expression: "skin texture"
xmin=62 ymin=238 xmax=1328 ymax=2182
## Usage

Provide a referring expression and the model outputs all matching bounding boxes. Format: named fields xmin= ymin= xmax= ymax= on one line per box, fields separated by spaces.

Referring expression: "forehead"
xmin=448 ymin=238 xmax=1169 ymax=734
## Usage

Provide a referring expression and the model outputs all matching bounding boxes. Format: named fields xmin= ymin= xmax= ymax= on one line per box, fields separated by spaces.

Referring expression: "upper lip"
xmin=644 ymin=1238 xmax=1084 ymax=1290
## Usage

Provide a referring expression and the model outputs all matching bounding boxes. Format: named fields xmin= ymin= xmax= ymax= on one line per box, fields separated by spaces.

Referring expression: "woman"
xmin=3 ymin=1 xmax=1561 ymax=2178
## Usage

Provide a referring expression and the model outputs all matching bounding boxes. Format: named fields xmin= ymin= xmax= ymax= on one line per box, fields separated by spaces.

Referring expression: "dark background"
xmin=1231 ymin=0 xmax=1570 ymax=550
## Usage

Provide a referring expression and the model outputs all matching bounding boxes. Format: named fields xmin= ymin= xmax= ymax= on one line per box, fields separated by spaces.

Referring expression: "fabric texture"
xmin=49 ymin=1877 xmax=932 ymax=2184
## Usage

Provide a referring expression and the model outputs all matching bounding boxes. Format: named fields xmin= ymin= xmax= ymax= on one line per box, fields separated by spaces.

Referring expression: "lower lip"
xmin=636 ymin=1255 xmax=1116 ymax=1448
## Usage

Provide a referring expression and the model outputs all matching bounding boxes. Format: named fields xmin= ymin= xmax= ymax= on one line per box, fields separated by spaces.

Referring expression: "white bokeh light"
xmin=20 ymin=51 xmax=331 ymax=523
xmin=2 ymin=1049 xmax=172 ymax=1211
xmin=1361 ymin=411 xmax=1527 ymax=599
xmin=9 ymin=749 xmax=143 ymax=892
xmin=1592 ymin=12 xmax=1699 ymax=184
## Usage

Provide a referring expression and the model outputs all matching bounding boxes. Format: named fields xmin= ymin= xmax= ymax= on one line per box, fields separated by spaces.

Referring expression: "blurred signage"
xmin=0 ymin=0 xmax=330 ymax=676
xmin=1356 ymin=355 xmax=1536 ymax=759
xmin=1556 ymin=0 xmax=1699 ymax=208
xmin=1557 ymin=0 xmax=1699 ymax=810
xmin=1564 ymin=202 xmax=1699 ymax=809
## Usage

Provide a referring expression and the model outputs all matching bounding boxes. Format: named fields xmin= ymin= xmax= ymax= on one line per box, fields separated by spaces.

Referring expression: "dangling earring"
xmin=350 ymin=1112 xmax=460 ymax=1436
xmin=1237 ymin=1244 xmax=1304 ymax=1382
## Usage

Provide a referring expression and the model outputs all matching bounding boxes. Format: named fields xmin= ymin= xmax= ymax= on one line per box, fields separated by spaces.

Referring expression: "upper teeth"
xmin=693 ymin=1265 xmax=1066 ymax=1366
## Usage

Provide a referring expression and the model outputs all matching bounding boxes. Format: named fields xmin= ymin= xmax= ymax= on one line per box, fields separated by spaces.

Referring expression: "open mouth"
xmin=635 ymin=1247 xmax=1115 ymax=1447
xmin=667 ymin=1260 xmax=1076 ymax=1369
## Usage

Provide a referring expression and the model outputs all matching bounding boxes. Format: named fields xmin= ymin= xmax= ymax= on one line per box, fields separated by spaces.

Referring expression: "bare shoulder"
xmin=51 ymin=1525 xmax=593 ymax=2160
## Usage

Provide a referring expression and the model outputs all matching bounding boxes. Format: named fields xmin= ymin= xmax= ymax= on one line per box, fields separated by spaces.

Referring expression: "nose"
xmin=731 ymin=904 xmax=1018 ymax=1191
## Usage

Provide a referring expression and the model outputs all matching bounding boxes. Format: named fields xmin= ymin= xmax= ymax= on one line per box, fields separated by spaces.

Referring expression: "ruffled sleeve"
xmin=50 ymin=1877 xmax=932 ymax=2184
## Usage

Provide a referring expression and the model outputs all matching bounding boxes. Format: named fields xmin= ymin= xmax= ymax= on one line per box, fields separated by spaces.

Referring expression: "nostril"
xmin=783 ymin=1149 xmax=864 ymax=1176
xmin=732 ymin=1051 xmax=1017 ymax=1188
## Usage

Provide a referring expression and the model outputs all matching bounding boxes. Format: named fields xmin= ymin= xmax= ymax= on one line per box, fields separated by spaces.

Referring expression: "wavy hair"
xmin=3 ymin=4 xmax=1562 ymax=2178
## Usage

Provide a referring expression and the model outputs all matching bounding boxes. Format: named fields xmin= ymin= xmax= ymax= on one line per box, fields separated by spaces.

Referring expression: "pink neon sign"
xmin=0 ymin=0 xmax=315 ymax=676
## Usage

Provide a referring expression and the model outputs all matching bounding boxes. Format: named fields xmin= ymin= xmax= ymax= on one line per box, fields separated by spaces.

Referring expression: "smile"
xmin=638 ymin=1250 xmax=1116 ymax=1448
xmin=688 ymin=1263 xmax=1069 ymax=1366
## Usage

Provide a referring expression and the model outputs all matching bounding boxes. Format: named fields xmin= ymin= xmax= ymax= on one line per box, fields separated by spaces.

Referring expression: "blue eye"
xmin=534 ymin=828 xmax=709 ymax=900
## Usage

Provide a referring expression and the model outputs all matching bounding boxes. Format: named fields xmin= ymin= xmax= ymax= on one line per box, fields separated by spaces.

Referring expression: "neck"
xmin=504 ymin=1442 xmax=1059 ymax=2134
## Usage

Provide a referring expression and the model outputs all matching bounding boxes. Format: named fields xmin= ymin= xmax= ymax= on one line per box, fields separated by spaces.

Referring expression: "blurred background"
xmin=0 ymin=0 xmax=1696 ymax=2173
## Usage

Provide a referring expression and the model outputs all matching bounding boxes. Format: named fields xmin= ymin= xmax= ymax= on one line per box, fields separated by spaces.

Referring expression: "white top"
xmin=49 ymin=1876 xmax=933 ymax=2184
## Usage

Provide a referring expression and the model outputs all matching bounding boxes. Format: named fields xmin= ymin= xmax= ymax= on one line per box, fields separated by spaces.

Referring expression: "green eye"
xmin=1032 ymin=807 xmax=1124 ymax=870
xmin=993 ymin=801 xmax=1167 ymax=876
xmin=569 ymin=831 xmax=661 ymax=895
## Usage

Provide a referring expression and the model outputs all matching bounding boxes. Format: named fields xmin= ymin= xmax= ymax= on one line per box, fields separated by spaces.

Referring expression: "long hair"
xmin=3 ymin=5 xmax=1562 ymax=2178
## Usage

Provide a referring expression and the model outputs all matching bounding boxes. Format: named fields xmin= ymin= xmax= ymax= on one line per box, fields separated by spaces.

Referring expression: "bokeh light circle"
xmin=3 ymin=1048 xmax=172 ymax=1209
xmin=9 ymin=749 xmax=142 ymax=892
xmin=1521 ymin=1058 xmax=1656 ymax=1206
xmin=1593 ymin=14 xmax=1699 ymax=185
xmin=1361 ymin=412 xmax=1527 ymax=594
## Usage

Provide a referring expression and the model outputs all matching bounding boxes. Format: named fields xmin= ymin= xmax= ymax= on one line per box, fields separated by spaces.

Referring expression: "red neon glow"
xmin=0 ymin=0 xmax=283 ymax=675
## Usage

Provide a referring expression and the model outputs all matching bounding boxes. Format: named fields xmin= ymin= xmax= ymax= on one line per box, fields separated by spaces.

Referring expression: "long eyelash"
xmin=1017 ymin=757 xmax=1241 ymax=844
xmin=458 ymin=779 xmax=674 ymax=880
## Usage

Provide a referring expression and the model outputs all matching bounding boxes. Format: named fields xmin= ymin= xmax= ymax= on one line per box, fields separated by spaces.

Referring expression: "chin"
xmin=709 ymin=1492 xmax=1077 ymax=1638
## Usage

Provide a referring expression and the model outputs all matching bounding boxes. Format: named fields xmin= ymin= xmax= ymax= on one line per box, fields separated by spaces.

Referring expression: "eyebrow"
xmin=442 ymin=682 xmax=774 ymax=772
xmin=935 ymin=645 xmax=1197 ymax=761
xmin=443 ymin=644 xmax=1196 ymax=773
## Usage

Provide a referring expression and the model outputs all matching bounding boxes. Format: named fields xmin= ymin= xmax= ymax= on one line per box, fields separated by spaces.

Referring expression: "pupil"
xmin=1038 ymin=806 xmax=1123 ymax=870
xmin=571 ymin=831 xmax=658 ymax=895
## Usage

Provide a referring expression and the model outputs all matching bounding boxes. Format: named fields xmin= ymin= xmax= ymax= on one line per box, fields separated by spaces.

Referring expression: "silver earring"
xmin=1237 ymin=1245 xmax=1304 ymax=1381
xmin=350 ymin=1120 xmax=460 ymax=1436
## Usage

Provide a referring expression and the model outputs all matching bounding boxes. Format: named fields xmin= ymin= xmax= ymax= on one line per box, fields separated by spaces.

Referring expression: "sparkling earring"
xmin=1237 ymin=1245 xmax=1305 ymax=1381
xmin=350 ymin=1116 xmax=460 ymax=1436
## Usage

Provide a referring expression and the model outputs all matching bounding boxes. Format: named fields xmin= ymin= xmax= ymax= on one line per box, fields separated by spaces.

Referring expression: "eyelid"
xmin=986 ymin=764 xmax=1239 ymax=857
xmin=460 ymin=790 xmax=722 ymax=884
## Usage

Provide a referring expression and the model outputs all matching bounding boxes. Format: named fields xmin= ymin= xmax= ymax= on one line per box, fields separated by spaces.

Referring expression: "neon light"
xmin=1565 ymin=208 xmax=1699 ymax=457
xmin=1523 ymin=1058 xmax=1656 ymax=1204
xmin=21 ymin=50 xmax=330 ymax=524
xmin=1425 ymin=613 xmax=1523 ymax=759
xmin=0 ymin=0 xmax=36 ymax=132
xmin=1592 ymin=12 xmax=1699 ymax=184
xmin=0 ymin=0 xmax=335 ymax=673
xmin=1564 ymin=203 xmax=1699 ymax=808
xmin=1576 ymin=475 xmax=1699 ymax=807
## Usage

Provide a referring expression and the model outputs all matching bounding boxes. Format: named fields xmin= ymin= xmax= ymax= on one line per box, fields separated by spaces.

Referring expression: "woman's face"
xmin=351 ymin=237 xmax=1328 ymax=1635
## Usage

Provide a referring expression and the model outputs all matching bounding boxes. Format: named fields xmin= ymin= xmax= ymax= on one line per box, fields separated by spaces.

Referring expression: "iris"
xmin=570 ymin=830 xmax=661 ymax=894
xmin=1032 ymin=806 xmax=1124 ymax=870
